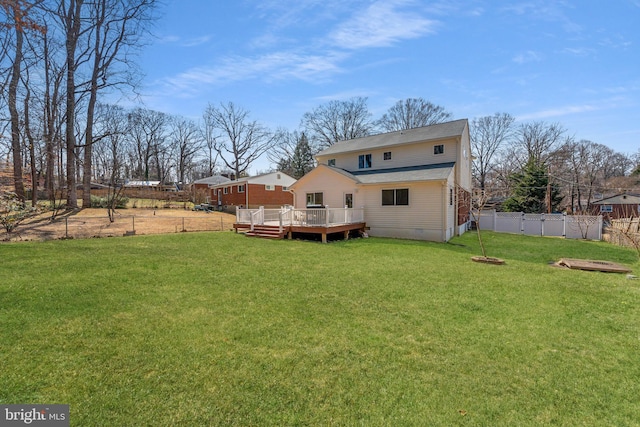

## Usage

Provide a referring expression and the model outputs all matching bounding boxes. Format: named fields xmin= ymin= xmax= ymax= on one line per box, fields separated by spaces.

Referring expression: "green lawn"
xmin=1 ymin=232 xmax=639 ymax=426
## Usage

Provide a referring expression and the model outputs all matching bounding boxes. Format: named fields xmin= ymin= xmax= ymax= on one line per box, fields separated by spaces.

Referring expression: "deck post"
xmin=344 ymin=230 xmax=349 ymax=240
xmin=325 ymin=205 xmax=329 ymax=227
xmin=321 ymin=232 xmax=327 ymax=243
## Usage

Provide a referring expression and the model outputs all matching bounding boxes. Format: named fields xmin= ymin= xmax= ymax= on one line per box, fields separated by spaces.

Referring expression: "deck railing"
xmin=237 ymin=206 xmax=364 ymax=228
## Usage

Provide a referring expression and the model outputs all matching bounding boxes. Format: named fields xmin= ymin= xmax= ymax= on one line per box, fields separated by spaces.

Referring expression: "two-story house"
xmin=288 ymin=119 xmax=472 ymax=242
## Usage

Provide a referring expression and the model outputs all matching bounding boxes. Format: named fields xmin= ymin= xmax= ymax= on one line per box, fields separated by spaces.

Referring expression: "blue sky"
xmin=136 ymin=0 xmax=639 ymax=173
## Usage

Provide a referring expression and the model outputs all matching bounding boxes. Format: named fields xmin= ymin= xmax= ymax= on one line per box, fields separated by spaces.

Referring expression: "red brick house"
xmin=208 ymin=171 xmax=296 ymax=211
xmin=192 ymin=175 xmax=231 ymax=191
xmin=591 ymin=193 xmax=640 ymax=220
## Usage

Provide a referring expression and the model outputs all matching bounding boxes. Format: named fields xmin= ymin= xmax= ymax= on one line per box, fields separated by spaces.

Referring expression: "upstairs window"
xmin=383 ymin=152 xmax=392 ymax=161
xmin=265 ymin=184 xmax=275 ymax=191
xmin=223 ymin=187 xmax=229 ymax=194
xmin=328 ymin=159 xmax=336 ymax=166
xmin=238 ymin=184 xmax=245 ymax=193
xmin=359 ymin=154 xmax=372 ymax=169
xmin=434 ymin=144 xmax=444 ymax=155
xmin=600 ymin=205 xmax=613 ymax=213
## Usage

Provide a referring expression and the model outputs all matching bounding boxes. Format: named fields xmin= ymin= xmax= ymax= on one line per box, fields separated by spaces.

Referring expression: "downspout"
xmin=442 ymin=181 xmax=447 ymax=242
xmin=245 ymin=181 xmax=249 ymax=208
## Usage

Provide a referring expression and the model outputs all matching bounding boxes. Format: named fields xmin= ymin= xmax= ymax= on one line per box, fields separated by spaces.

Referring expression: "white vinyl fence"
xmin=477 ymin=210 xmax=602 ymax=240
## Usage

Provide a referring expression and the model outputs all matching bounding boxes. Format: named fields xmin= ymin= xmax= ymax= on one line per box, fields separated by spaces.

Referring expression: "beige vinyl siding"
xmin=292 ymin=169 xmax=357 ymax=208
xmin=456 ymin=123 xmax=473 ymax=190
xmin=316 ymin=138 xmax=458 ymax=171
xmin=361 ymin=181 xmax=447 ymax=241
xmin=446 ymin=174 xmax=456 ymax=240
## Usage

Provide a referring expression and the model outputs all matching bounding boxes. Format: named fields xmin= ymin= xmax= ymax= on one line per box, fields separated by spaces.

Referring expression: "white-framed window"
xmin=328 ymin=159 xmax=336 ymax=166
xmin=238 ymin=184 xmax=245 ymax=193
xmin=383 ymin=151 xmax=392 ymax=161
xmin=223 ymin=187 xmax=229 ymax=194
xmin=434 ymin=144 xmax=444 ymax=155
xmin=306 ymin=192 xmax=323 ymax=206
xmin=359 ymin=154 xmax=372 ymax=169
xmin=265 ymin=184 xmax=275 ymax=191
xmin=600 ymin=205 xmax=613 ymax=213
xmin=282 ymin=186 xmax=288 ymax=191
xmin=382 ymin=189 xmax=409 ymax=206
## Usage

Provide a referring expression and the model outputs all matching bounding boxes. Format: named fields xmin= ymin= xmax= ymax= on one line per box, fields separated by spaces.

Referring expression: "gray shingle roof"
xmin=317 ymin=119 xmax=468 ymax=157
xmin=193 ymin=175 xmax=231 ymax=185
xmin=324 ymin=162 xmax=454 ymax=185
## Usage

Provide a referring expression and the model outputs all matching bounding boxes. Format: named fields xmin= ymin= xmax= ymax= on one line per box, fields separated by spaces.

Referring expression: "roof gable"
xmin=289 ymin=164 xmax=358 ymax=190
xmin=317 ymin=119 xmax=468 ymax=157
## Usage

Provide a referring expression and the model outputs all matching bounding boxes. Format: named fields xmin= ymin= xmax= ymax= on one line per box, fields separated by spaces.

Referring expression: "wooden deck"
xmin=234 ymin=222 xmax=366 ymax=243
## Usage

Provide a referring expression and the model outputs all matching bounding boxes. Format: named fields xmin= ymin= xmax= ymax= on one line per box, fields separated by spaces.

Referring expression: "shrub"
xmin=90 ymin=195 xmax=129 ymax=209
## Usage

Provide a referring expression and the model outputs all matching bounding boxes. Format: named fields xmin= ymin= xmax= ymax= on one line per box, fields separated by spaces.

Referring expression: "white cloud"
xmin=560 ymin=47 xmax=594 ymax=57
xmin=329 ymin=0 xmax=438 ymax=49
xmin=517 ymin=104 xmax=598 ymax=121
xmin=158 ymin=34 xmax=212 ymax=47
xmin=158 ymin=51 xmax=347 ymax=97
xmin=513 ymin=50 xmax=542 ymax=64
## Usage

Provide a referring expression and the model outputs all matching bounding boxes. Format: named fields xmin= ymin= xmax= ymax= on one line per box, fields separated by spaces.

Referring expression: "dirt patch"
xmin=555 ymin=258 xmax=632 ymax=273
xmin=1 ymin=208 xmax=237 ymax=242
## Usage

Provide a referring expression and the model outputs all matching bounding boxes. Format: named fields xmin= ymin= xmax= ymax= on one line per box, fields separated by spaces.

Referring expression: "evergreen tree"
xmin=503 ymin=158 xmax=563 ymax=213
xmin=289 ymin=133 xmax=315 ymax=179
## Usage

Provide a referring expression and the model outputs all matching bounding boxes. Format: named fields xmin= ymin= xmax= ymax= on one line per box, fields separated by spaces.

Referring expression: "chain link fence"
xmin=3 ymin=212 xmax=236 ymax=241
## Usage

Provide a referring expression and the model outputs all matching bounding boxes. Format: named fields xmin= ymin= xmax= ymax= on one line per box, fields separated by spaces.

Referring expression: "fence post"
xmin=182 ymin=217 xmax=185 ymax=232
xmin=562 ymin=213 xmax=566 ymax=238
xmin=132 ymin=216 xmax=135 ymax=232
xmin=521 ymin=212 xmax=525 ymax=234
xmin=65 ymin=217 xmax=68 ymax=239
xmin=220 ymin=216 xmax=223 ymax=231
xmin=598 ymin=215 xmax=603 ymax=240
xmin=493 ymin=209 xmax=497 ymax=231
xmin=541 ymin=213 xmax=545 ymax=236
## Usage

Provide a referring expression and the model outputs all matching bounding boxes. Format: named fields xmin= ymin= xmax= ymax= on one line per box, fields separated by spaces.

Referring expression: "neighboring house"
xmin=123 ymin=180 xmax=178 ymax=191
xmin=591 ymin=193 xmax=640 ymax=219
xmin=192 ymin=175 xmax=231 ymax=191
xmin=207 ymin=171 xmax=296 ymax=211
xmin=288 ymin=119 xmax=473 ymax=242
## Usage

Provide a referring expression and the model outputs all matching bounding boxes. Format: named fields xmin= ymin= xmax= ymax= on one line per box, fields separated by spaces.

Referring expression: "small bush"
xmin=90 ymin=195 xmax=129 ymax=209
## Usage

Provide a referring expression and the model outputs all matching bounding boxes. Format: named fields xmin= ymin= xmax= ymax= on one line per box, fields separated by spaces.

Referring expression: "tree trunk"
xmin=8 ymin=22 xmax=25 ymax=202
xmin=64 ymin=0 xmax=83 ymax=209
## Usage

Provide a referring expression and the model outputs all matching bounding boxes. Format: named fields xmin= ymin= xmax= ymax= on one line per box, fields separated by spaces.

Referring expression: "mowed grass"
xmin=1 ymin=231 xmax=639 ymax=426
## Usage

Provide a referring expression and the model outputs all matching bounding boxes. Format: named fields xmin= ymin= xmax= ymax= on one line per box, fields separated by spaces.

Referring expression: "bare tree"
xmin=1 ymin=0 xmax=45 ymax=202
xmin=200 ymin=109 xmax=219 ymax=177
xmin=268 ymin=129 xmax=315 ymax=179
xmin=80 ymin=0 xmax=157 ymax=207
xmin=92 ymin=103 xmax=128 ymax=181
xmin=301 ymin=97 xmax=373 ymax=149
xmin=204 ymin=102 xmax=274 ymax=178
xmin=514 ymin=121 xmax=565 ymax=168
xmin=170 ymin=116 xmax=203 ymax=186
xmin=377 ymin=98 xmax=452 ymax=132
xmin=470 ymin=113 xmax=515 ymax=191
xmin=126 ymin=107 xmax=170 ymax=181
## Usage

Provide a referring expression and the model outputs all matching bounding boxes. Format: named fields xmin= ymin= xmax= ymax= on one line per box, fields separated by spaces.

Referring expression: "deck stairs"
xmin=244 ymin=224 xmax=287 ymax=239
